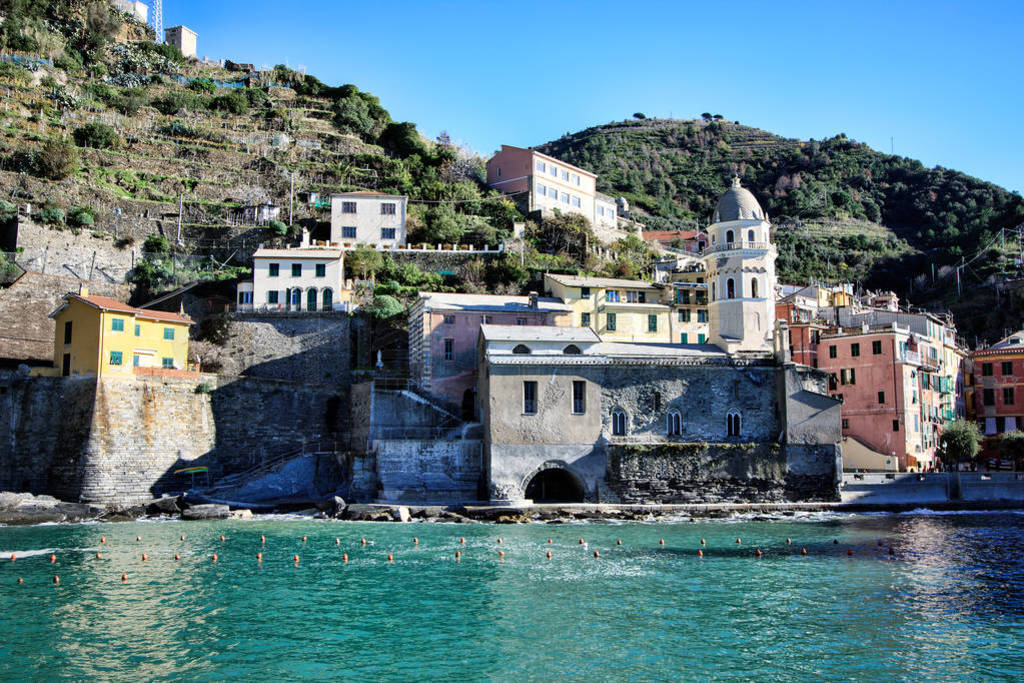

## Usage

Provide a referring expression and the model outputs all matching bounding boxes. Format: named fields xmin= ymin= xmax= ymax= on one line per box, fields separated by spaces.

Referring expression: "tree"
xmin=998 ymin=430 xmax=1024 ymax=466
xmin=701 ymin=112 xmax=712 ymax=121
xmin=347 ymin=246 xmax=384 ymax=280
xmin=633 ymin=112 xmax=646 ymax=120
xmin=143 ymin=234 xmax=171 ymax=254
xmin=367 ymin=294 xmax=404 ymax=319
xmin=938 ymin=420 xmax=981 ymax=466
xmin=424 ymin=203 xmax=464 ymax=243
xmin=35 ymin=139 xmax=79 ymax=180
xmin=266 ymin=220 xmax=287 ymax=236
xmin=73 ymin=122 xmax=119 ymax=149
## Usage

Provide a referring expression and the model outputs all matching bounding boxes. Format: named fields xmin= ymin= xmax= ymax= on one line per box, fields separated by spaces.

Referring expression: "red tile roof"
xmin=71 ymin=294 xmax=193 ymax=324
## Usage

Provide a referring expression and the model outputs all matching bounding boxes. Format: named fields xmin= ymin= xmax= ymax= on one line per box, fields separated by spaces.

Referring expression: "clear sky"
xmin=166 ymin=0 xmax=1023 ymax=193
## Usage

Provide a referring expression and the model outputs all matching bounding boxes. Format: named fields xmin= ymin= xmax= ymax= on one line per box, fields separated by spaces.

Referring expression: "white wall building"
xmin=165 ymin=25 xmax=198 ymax=59
xmin=111 ymin=0 xmax=148 ymax=23
xmin=238 ymin=237 xmax=346 ymax=312
xmin=329 ymin=192 xmax=407 ymax=247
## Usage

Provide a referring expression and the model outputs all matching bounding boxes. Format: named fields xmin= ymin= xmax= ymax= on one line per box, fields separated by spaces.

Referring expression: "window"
xmin=563 ymin=344 xmax=582 ymax=355
xmin=443 ymin=338 xmax=454 ymax=361
xmin=1003 ymin=361 xmax=1013 ymax=375
xmin=697 ymin=310 xmax=708 ymax=323
xmin=291 ymin=263 xmax=302 ymax=277
xmin=133 ymin=354 xmax=140 ymax=367
xmin=512 ymin=344 xmax=531 ymax=354
xmin=667 ymin=411 xmax=681 ymax=436
xmin=842 ymin=419 xmax=849 ymax=429
xmin=483 ymin=315 xmax=493 ymax=324
xmin=698 ymin=333 xmax=706 ymax=344
xmin=537 ymin=184 xmax=546 ymax=197
xmin=341 ymin=201 xmax=357 ymax=213
xmin=612 ymin=410 xmax=626 ymax=436
xmin=893 ymin=420 xmax=900 ymax=432
xmin=607 ymin=313 xmax=616 ymax=331
xmin=828 ymin=373 xmax=838 ymax=391
xmin=561 ymin=170 xmax=569 ymax=181
xmin=751 ymin=278 xmax=758 ymax=298
xmin=109 ymin=351 xmax=122 ymax=366
xmin=726 ymin=278 xmax=736 ymax=298
xmin=111 ymin=318 xmax=124 ymax=332
xmin=443 ymin=314 xmax=455 ymax=324
xmin=516 ymin=317 xmax=527 ymax=326
xmin=581 ymin=287 xmax=591 ymax=298
xmin=878 ymin=391 xmax=886 ymax=404
xmin=134 ymin=324 xmax=141 ymax=337
xmin=315 ymin=263 xmax=326 ymax=278
xmin=653 ymin=391 xmax=661 ymax=412
xmin=571 ymin=196 xmax=581 ymax=208
xmin=648 ymin=314 xmax=658 ymax=333
xmin=561 ymin=193 xmax=569 ymax=204
xmin=748 ymin=229 xmax=755 ymax=242
xmin=549 ymin=165 xmax=557 ymax=177
xmin=381 ymin=228 xmax=397 ymax=240
xmin=726 ymin=229 xmax=734 ymax=244
xmin=163 ymin=328 xmax=174 ymax=340
xmin=727 ymin=411 xmax=741 ymax=437
xmin=63 ymin=321 xmax=72 ymax=344
xmin=606 ymin=290 xmax=620 ymax=303
xmin=851 ymin=343 xmax=860 ymax=357
xmin=983 ymin=388 xmax=995 ymax=406
xmin=268 ymin=291 xmax=280 ymax=305
xmin=840 ymin=368 xmax=856 ymax=385
xmin=982 ymin=363 xmax=993 ymax=376
xmin=572 ymin=173 xmax=580 ymax=185
xmin=381 ymin=203 xmax=396 ymax=215
xmin=681 ymin=333 xmax=689 ymax=344
xmin=536 ymin=161 xmax=546 ymax=173
xmin=523 ymin=381 xmax=537 ymax=414
xmin=829 ymin=345 xmax=837 ymax=359
xmin=581 ymin=313 xmax=591 ymax=327
xmin=597 ymin=206 xmax=604 ymax=217
xmin=162 ymin=357 xmax=174 ymax=369
xmin=1004 ymin=387 xmax=1015 ymax=406
xmin=680 ymin=310 xmax=691 ymax=323
xmin=269 ymin=263 xmax=279 ymax=277
xmin=342 ymin=226 xmax=357 ymax=239
xmin=572 ymin=381 xmax=586 ymax=414
xmin=496 ymin=167 xmax=501 ymax=177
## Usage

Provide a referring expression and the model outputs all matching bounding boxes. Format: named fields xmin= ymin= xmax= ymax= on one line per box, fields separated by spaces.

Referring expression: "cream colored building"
xmin=329 ymin=191 xmax=407 ymax=247
xmin=703 ymin=178 xmax=777 ymax=353
xmin=238 ymin=237 xmax=347 ymax=312
xmin=663 ymin=258 xmax=710 ymax=345
xmin=164 ymin=25 xmax=197 ymax=59
xmin=543 ymin=273 xmax=671 ymax=343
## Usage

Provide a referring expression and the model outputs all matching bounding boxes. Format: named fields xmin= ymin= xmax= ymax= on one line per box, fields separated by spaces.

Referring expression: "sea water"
xmin=1 ymin=511 xmax=1023 ymax=680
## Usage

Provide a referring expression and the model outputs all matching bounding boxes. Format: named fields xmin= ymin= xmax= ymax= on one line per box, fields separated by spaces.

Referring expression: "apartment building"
xmin=238 ymin=244 xmax=347 ymax=312
xmin=543 ymin=273 xmax=671 ymax=343
xmin=663 ymin=261 xmax=710 ymax=345
xmin=329 ymin=192 xmax=407 ymax=247
xmin=972 ymin=330 xmax=1024 ymax=437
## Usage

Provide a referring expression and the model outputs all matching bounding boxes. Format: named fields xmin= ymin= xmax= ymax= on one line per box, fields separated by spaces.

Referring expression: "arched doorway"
xmin=306 ymin=288 xmax=318 ymax=311
xmin=322 ymin=288 xmax=333 ymax=311
xmin=524 ymin=468 xmax=584 ymax=503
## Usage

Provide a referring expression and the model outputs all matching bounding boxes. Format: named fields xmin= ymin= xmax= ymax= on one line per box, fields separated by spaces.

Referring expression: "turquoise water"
xmin=1 ymin=511 xmax=1023 ymax=680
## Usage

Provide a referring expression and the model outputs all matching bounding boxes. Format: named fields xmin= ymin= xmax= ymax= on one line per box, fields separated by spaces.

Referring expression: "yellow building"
xmin=49 ymin=289 xmax=193 ymax=377
xmin=543 ymin=273 xmax=671 ymax=343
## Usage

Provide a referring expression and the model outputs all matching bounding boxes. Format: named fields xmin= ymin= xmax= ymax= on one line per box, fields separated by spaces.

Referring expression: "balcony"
xmin=703 ymin=241 xmax=772 ymax=255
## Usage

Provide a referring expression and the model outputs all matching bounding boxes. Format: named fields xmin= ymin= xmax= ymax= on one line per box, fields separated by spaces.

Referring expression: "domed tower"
xmin=701 ymin=177 xmax=777 ymax=354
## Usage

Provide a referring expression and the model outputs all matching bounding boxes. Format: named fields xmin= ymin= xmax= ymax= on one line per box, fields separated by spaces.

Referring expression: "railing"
xmin=234 ymin=302 xmax=356 ymax=314
xmin=702 ymin=241 xmax=772 ymax=255
xmin=202 ymin=438 xmax=342 ymax=493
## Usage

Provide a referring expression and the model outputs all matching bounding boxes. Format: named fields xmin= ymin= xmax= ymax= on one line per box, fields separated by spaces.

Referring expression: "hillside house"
xmin=165 ymin=25 xmax=198 ymax=59
xmin=543 ymin=274 xmax=671 ymax=343
xmin=330 ymin=192 xmax=407 ymax=247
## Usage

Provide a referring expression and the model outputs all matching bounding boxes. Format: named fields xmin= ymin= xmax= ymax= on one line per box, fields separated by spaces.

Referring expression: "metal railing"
xmin=703 ymin=241 xmax=772 ymax=255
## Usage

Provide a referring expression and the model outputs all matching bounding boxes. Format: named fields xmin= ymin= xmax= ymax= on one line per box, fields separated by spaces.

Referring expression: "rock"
xmin=392 ymin=506 xmax=411 ymax=522
xmin=181 ymin=504 xmax=231 ymax=520
xmin=54 ymin=502 xmax=97 ymax=522
xmin=229 ymin=509 xmax=253 ymax=519
xmin=331 ymin=496 xmax=347 ymax=517
xmin=0 ymin=492 xmax=30 ymax=511
xmin=343 ymin=504 xmax=393 ymax=522
xmin=146 ymin=496 xmax=182 ymax=515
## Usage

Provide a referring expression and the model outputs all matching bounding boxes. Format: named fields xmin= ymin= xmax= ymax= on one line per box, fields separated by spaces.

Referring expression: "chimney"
xmin=79 ymin=284 xmax=89 ymax=297
xmin=528 ymin=292 xmax=538 ymax=309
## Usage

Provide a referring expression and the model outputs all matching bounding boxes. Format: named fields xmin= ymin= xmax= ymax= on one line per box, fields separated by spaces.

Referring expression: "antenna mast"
xmin=151 ymin=0 xmax=163 ymax=43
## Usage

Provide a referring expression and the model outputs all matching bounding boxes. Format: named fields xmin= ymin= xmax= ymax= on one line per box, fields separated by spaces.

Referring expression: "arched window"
xmin=322 ymin=288 xmax=333 ymax=310
xmin=747 ymin=229 xmax=755 ymax=243
xmin=751 ymin=278 xmax=759 ymax=299
xmin=725 ymin=229 xmax=734 ymax=245
xmin=290 ymin=288 xmax=301 ymax=309
xmin=667 ymin=410 xmax=681 ymax=436
xmin=727 ymin=278 xmax=735 ymax=299
xmin=612 ymin=409 xmax=626 ymax=436
xmin=512 ymin=344 xmax=531 ymax=354
xmin=306 ymin=288 xmax=318 ymax=312
xmin=727 ymin=411 xmax=742 ymax=437
xmin=563 ymin=344 xmax=582 ymax=355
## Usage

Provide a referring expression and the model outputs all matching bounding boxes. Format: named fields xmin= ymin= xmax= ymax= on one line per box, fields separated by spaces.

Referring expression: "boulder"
xmin=392 ymin=506 xmax=411 ymax=523
xmin=229 ymin=509 xmax=253 ymax=519
xmin=0 ymin=492 xmax=30 ymax=511
xmin=181 ymin=504 xmax=231 ymax=520
xmin=343 ymin=504 xmax=393 ymax=522
xmin=146 ymin=497 xmax=182 ymax=515
xmin=332 ymin=496 xmax=347 ymax=517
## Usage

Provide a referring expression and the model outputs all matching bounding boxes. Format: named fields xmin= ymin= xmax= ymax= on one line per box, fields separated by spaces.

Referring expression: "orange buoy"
xmin=53 ymin=575 xmax=59 ymax=584
xmin=17 ymin=577 xmax=23 ymax=584
xmin=387 ymin=554 xmax=393 ymax=563
xmin=301 ymin=536 xmax=307 ymax=543
xmin=257 ymin=552 xmax=263 ymax=562
xmin=616 ymin=539 xmax=622 ymax=546
xmin=335 ymin=538 xmax=341 ymax=545
xmin=786 ymin=538 xmax=792 ymax=545
xmin=579 ymin=538 xmax=584 ymax=545
xmin=801 ymin=548 xmax=807 ymax=555
xmin=342 ymin=553 xmax=348 ymax=563
xmin=498 ymin=550 xmax=505 ymax=558
xmin=180 ymin=534 xmax=185 ymax=541
xmin=736 ymin=538 xmax=741 ymax=544
xmin=455 ymin=550 xmax=461 ymax=561
xmin=548 ymin=538 xmax=553 ymax=544
xmin=361 ymin=538 xmax=367 ymax=546
xmin=460 ymin=537 xmax=465 ymax=545
xmin=10 ymin=554 xmax=15 ymax=562
xmin=136 ymin=536 xmax=141 ymax=542
xmin=293 ymin=554 xmax=299 ymax=563
xmin=212 ymin=553 xmax=218 ymax=562
xmin=260 ymin=535 xmax=266 ymax=544
xmin=141 ymin=553 xmax=148 ymax=562
xmin=96 ymin=552 xmax=101 ymax=559
xmin=546 ymin=551 xmax=552 ymax=559
xmin=700 ymin=538 xmax=706 ymax=546
xmin=50 ymin=554 xmax=56 ymax=564
xmin=847 ymin=549 xmax=853 ymax=556
xmin=593 ymin=550 xmax=599 ymax=559
xmin=220 ymin=535 xmax=226 ymax=542
xmin=121 ymin=572 xmax=127 ymax=583
xmin=755 ymin=549 xmax=762 ymax=557
xmin=100 ymin=537 xmax=106 ymax=544
xmin=413 ymin=537 xmax=418 ymax=545
xmin=174 ymin=553 xmax=180 ymax=561
xmin=659 ymin=539 xmax=665 ymax=546
xmin=697 ymin=549 xmax=703 ymax=557
xmin=497 ymin=538 xmax=502 ymax=545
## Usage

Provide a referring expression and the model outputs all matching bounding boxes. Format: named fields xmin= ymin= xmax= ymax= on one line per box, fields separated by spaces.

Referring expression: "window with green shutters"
xmin=606 ymin=313 xmax=616 ymax=331
xmin=648 ymin=315 xmax=657 ymax=332
xmin=163 ymin=328 xmax=174 ymax=340
xmin=268 ymin=291 xmax=279 ymax=304
xmin=134 ymin=324 xmax=140 ymax=337
xmin=291 ymin=263 xmax=302 ymax=277
xmin=268 ymin=263 xmax=279 ymax=277
xmin=581 ymin=312 xmax=591 ymax=327
xmin=162 ymin=357 xmax=174 ymax=369
xmin=111 ymin=318 xmax=124 ymax=332
xmin=315 ymin=263 xmax=326 ymax=277
xmin=109 ymin=351 xmax=122 ymax=365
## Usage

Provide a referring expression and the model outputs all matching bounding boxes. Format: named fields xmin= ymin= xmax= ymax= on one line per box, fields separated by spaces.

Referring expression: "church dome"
xmin=713 ymin=177 xmax=765 ymax=223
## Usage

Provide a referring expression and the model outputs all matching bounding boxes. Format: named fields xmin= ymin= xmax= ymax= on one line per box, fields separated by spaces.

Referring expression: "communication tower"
xmin=150 ymin=0 xmax=163 ymax=42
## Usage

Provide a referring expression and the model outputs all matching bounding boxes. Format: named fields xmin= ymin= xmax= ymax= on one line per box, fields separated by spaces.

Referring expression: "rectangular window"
xmin=581 ymin=287 xmax=591 ymax=298
xmin=648 ymin=314 xmax=658 ymax=333
xmin=443 ymin=338 xmax=454 ymax=361
xmin=549 ymin=165 xmax=557 ymax=177
xmin=878 ymin=391 xmax=886 ymax=404
xmin=63 ymin=321 xmax=72 ymax=344
xmin=572 ymin=380 xmax=586 ymax=414
xmin=342 ymin=201 xmax=357 ymax=213
xmin=984 ymin=388 xmax=995 ymax=406
xmin=681 ymin=333 xmax=689 ymax=344
xmin=581 ymin=312 xmax=591 ymax=327
xmin=268 ymin=291 xmax=279 ymax=304
xmin=1004 ymin=387 xmax=1015 ymax=406
xmin=828 ymin=373 xmax=838 ymax=391
xmin=893 ymin=420 xmax=900 ymax=432
xmin=133 ymin=354 xmax=140 ymax=367
xmin=163 ymin=328 xmax=174 ymax=340
xmin=842 ymin=419 xmax=849 ymax=429
xmin=1003 ymin=361 xmax=1013 ymax=375
xmin=829 ymin=345 xmax=837 ymax=359
xmin=381 ymin=203 xmax=396 ymax=215
xmin=597 ymin=206 xmax=604 ymax=217
xmin=680 ymin=310 xmax=691 ymax=323
xmin=982 ymin=363 xmax=993 ymax=376
xmin=561 ymin=170 xmax=569 ymax=181
xmin=291 ymin=263 xmax=302 ymax=277
xmin=516 ymin=318 xmax=527 ymax=326
xmin=483 ymin=315 xmax=493 ymax=324
xmin=571 ymin=196 xmax=581 ymax=208
xmin=315 ymin=263 xmax=326 ymax=278
xmin=571 ymin=173 xmax=580 ymax=185
xmin=381 ymin=228 xmax=397 ymax=240
xmin=134 ymin=324 xmax=140 ymax=337
xmin=607 ymin=313 xmax=617 ymax=331
xmin=872 ymin=340 xmax=882 ymax=355
xmin=162 ymin=357 xmax=174 ymax=369
xmin=109 ymin=351 xmax=122 ymax=365
xmin=851 ymin=343 xmax=860 ymax=357
xmin=561 ymin=193 xmax=569 ymax=204
xmin=536 ymin=161 xmax=545 ymax=173
xmin=443 ymin=314 xmax=455 ymax=324
xmin=342 ymin=226 xmax=357 ymax=239
xmin=698 ymin=333 xmax=706 ymax=344
xmin=111 ymin=318 xmax=124 ymax=332
xmin=269 ymin=263 xmax=279 ymax=277
xmin=697 ymin=310 xmax=708 ymax=323
xmin=537 ymin=184 xmax=546 ymax=197
xmin=606 ymin=290 xmax=619 ymax=303
xmin=523 ymin=381 xmax=537 ymax=414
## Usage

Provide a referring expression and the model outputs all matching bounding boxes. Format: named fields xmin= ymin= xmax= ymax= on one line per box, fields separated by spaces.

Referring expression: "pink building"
xmin=408 ymin=292 xmax=572 ymax=417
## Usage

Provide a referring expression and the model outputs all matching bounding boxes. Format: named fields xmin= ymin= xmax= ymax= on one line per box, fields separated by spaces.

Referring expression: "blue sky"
xmin=167 ymin=0 xmax=1023 ymax=193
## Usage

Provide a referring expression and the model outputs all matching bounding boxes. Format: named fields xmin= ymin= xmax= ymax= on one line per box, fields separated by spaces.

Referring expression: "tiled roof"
xmin=58 ymin=294 xmax=193 ymax=324
xmin=544 ymin=273 xmax=658 ymax=289
xmin=479 ymin=324 xmax=600 ymax=343
xmin=253 ymin=247 xmax=343 ymax=258
xmin=330 ymin=191 xmax=406 ymax=198
xmin=418 ymin=292 xmax=572 ymax=312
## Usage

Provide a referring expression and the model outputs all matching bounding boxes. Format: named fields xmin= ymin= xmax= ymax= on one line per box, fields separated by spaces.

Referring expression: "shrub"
xmin=0 ymin=62 xmax=32 ymax=84
xmin=113 ymin=87 xmax=146 ymax=116
xmin=188 ymin=78 xmax=216 ymax=94
xmin=244 ymin=87 xmax=269 ymax=109
xmin=35 ymin=139 xmax=79 ymax=180
xmin=68 ymin=206 xmax=96 ymax=227
xmin=141 ymin=41 xmax=185 ymax=64
xmin=143 ymin=234 xmax=170 ymax=254
xmin=35 ymin=207 xmax=65 ymax=226
xmin=367 ymin=294 xmax=404 ymax=319
xmin=73 ymin=122 xmax=120 ymax=149
xmin=209 ymin=90 xmax=248 ymax=115
xmin=194 ymin=382 xmax=213 ymax=394
xmin=0 ymin=200 xmax=17 ymax=221
xmin=938 ymin=420 xmax=981 ymax=465
xmin=151 ymin=91 xmax=204 ymax=115
xmin=266 ymin=219 xmax=287 ymax=236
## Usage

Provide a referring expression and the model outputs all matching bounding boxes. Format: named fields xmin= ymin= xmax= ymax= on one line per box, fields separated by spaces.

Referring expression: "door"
xmin=61 ymin=353 xmax=70 ymax=376
xmin=306 ymin=288 xmax=317 ymax=311
xmin=321 ymin=288 xmax=333 ymax=311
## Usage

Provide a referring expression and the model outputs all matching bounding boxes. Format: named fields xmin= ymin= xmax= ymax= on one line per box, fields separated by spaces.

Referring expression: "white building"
xmin=165 ymin=25 xmax=198 ymax=59
xmin=237 ymin=233 xmax=346 ymax=312
xmin=111 ymin=0 xmax=148 ymax=23
xmin=703 ymin=178 xmax=777 ymax=354
xmin=329 ymin=192 xmax=407 ymax=247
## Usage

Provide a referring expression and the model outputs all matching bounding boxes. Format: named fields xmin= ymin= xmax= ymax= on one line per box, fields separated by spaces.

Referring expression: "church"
xmin=477 ymin=179 xmax=843 ymax=504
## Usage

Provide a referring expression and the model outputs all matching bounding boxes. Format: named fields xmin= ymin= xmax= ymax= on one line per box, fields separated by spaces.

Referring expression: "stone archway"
xmin=523 ymin=465 xmax=585 ymax=503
